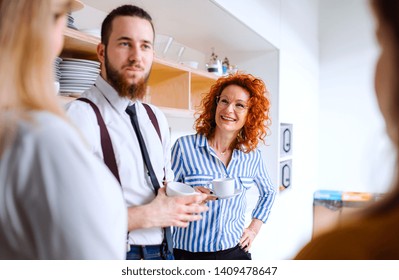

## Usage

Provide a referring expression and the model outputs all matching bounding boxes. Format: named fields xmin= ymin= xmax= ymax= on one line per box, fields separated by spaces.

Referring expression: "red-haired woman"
xmin=171 ymin=73 xmax=276 ymax=260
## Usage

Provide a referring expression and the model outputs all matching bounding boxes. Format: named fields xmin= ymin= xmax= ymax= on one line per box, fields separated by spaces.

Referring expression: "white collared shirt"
xmin=0 ymin=111 xmax=127 ymax=259
xmin=65 ymin=76 xmax=173 ymax=245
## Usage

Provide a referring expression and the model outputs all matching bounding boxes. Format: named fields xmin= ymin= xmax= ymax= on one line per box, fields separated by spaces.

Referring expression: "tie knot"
xmin=126 ymin=104 xmax=137 ymax=117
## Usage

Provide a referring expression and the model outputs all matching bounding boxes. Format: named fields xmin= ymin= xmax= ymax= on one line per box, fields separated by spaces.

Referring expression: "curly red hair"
xmin=195 ymin=72 xmax=271 ymax=153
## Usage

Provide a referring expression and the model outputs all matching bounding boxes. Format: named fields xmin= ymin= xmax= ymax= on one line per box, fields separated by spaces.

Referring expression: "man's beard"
xmin=104 ymin=53 xmax=149 ymax=100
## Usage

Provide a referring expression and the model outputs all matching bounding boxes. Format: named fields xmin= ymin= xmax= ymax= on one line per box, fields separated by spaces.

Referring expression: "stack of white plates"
xmin=53 ymin=57 xmax=62 ymax=94
xmin=54 ymin=57 xmax=62 ymax=82
xmin=67 ymin=13 xmax=78 ymax=30
xmin=59 ymin=58 xmax=100 ymax=96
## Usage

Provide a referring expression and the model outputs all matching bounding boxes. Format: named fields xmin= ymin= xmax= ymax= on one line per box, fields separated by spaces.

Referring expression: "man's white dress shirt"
xmin=66 ymin=76 xmax=173 ymax=246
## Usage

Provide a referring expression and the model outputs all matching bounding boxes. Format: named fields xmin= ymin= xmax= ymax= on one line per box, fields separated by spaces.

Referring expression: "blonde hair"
xmin=0 ymin=0 xmax=70 ymax=152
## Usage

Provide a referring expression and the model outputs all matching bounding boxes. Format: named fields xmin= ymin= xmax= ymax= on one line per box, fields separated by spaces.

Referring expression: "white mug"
xmin=166 ymin=181 xmax=199 ymax=197
xmin=212 ymin=178 xmax=235 ymax=197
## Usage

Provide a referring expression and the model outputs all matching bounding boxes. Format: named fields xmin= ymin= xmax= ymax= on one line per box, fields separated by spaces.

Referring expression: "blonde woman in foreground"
xmin=0 ymin=0 xmax=127 ymax=259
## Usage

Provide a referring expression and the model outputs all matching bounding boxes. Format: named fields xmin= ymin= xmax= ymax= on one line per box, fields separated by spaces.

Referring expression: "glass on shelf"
xmin=154 ymin=34 xmax=174 ymax=59
xmin=206 ymin=48 xmax=222 ymax=76
xmin=222 ymin=57 xmax=229 ymax=75
xmin=227 ymin=64 xmax=238 ymax=75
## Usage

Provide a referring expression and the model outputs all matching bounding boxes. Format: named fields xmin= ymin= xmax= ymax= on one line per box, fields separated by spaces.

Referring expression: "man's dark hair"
xmin=101 ymin=4 xmax=155 ymax=46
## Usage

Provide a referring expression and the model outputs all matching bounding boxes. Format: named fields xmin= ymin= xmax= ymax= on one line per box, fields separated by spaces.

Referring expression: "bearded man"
xmin=65 ymin=4 xmax=207 ymax=260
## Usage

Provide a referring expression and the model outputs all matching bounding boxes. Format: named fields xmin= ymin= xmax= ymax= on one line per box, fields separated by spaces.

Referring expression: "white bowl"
xmin=154 ymin=34 xmax=174 ymax=58
xmin=80 ymin=28 xmax=101 ymax=38
xmin=166 ymin=182 xmax=198 ymax=197
xmin=180 ymin=61 xmax=199 ymax=69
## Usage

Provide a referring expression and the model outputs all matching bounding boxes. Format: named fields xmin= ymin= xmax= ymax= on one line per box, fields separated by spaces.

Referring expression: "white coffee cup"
xmin=166 ymin=182 xmax=199 ymax=197
xmin=212 ymin=178 xmax=235 ymax=197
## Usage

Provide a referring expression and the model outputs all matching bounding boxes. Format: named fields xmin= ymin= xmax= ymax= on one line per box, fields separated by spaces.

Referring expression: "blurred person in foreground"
xmin=171 ymin=73 xmax=276 ymax=260
xmin=295 ymin=0 xmax=399 ymax=260
xmin=0 ymin=0 xmax=127 ymax=259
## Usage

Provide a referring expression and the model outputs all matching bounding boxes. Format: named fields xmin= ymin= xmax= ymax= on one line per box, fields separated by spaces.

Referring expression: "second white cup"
xmin=166 ymin=182 xmax=198 ymax=197
xmin=212 ymin=178 xmax=235 ymax=197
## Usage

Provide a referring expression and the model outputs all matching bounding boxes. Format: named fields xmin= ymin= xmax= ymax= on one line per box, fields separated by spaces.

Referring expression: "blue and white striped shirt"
xmin=171 ymin=134 xmax=276 ymax=252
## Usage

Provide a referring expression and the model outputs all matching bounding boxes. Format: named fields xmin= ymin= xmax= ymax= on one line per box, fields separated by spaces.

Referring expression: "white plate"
xmin=61 ymin=58 xmax=100 ymax=67
xmin=60 ymin=65 xmax=99 ymax=71
xmin=60 ymin=78 xmax=97 ymax=83
xmin=60 ymin=83 xmax=94 ymax=87
xmin=61 ymin=69 xmax=98 ymax=73
xmin=60 ymin=84 xmax=91 ymax=89
xmin=59 ymin=66 xmax=100 ymax=73
xmin=61 ymin=73 xmax=98 ymax=79
xmin=60 ymin=86 xmax=90 ymax=92
xmin=60 ymin=61 xmax=99 ymax=67
xmin=60 ymin=78 xmax=96 ymax=83
xmin=212 ymin=189 xmax=242 ymax=200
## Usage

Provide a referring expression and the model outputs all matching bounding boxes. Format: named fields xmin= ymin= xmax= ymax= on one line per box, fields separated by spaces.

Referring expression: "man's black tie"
xmin=125 ymin=104 xmax=173 ymax=256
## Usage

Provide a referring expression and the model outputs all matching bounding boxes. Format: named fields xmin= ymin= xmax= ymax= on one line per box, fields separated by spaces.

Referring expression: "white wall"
xmin=222 ymin=0 xmax=395 ymax=260
xmin=234 ymin=50 xmax=280 ymax=191
xmin=318 ymin=0 xmax=394 ymax=195
xmin=214 ymin=0 xmax=319 ymax=259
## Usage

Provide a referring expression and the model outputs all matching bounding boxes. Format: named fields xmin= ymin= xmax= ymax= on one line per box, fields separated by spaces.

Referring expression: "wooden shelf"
xmin=60 ymin=28 xmax=218 ymax=112
xmin=150 ymin=58 xmax=217 ymax=110
xmin=62 ymin=28 xmax=99 ymax=60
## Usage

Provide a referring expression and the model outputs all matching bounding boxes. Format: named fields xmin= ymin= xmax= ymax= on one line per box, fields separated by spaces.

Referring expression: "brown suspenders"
xmin=77 ymin=98 xmax=162 ymax=184
xmin=76 ymin=98 xmax=171 ymax=256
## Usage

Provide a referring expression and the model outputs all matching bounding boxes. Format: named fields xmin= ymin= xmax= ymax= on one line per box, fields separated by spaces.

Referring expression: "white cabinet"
xmin=60 ymin=28 xmax=217 ymax=112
